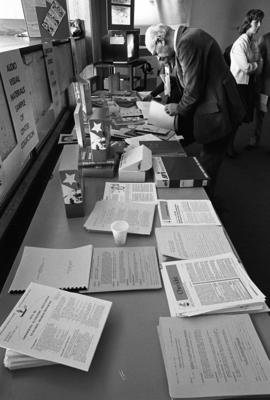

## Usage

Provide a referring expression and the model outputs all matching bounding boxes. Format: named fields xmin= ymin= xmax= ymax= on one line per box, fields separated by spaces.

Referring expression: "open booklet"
xmin=82 ymin=246 xmax=161 ymax=293
xmin=158 ymin=314 xmax=270 ymax=399
xmin=161 ymin=252 xmax=266 ymax=317
xmin=84 ymin=200 xmax=156 ymax=235
xmin=0 ymin=282 xmax=112 ymax=371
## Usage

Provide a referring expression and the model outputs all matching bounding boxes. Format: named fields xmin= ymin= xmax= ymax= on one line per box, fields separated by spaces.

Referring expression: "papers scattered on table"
xmin=155 ymin=225 xmax=233 ymax=262
xmin=161 ymin=253 xmax=266 ymax=317
xmin=0 ymin=282 xmax=112 ymax=371
xmin=84 ymin=200 xmax=155 ymax=235
xmin=83 ymin=246 xmax=161 ymax=293
xmin=158 ymin=199 xmax=221 ymax=226
xmin=8 ymin=245 xmax=93 ymax=293
xmin=103 ymin=182 xmax=157 ymax=203
xmin=158 ymin=314 xmax=270 ymax=399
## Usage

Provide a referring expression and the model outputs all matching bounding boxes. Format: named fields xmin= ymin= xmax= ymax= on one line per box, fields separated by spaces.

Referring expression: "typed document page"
xmin=158 ymin=314 xmax=270 ymax=399
xmin=0 ymin=282 xmax=112 ymax=371
xmin=84 ymin=200 xmax=156 ymax=235
xmin=158 ymin=199 xmax=221 ymax=226
xmin=161 ymin=253 xmax=265 ymax=316
xmin=155 ymin=226 xmax=233 ymax=261
xmin=9 ymin=245 xmax=93 ymax=293
xmin=103 ymin=182 xmax=157 ymax=203
xmin=85 ymin=246 xmax=161 ymax=292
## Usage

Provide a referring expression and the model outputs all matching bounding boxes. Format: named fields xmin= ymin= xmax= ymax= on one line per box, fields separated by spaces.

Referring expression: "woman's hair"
xmin=145 ymin=24 xmax=173 ymax=54
xmin=238 ymin=9 xmax=264 ymax=34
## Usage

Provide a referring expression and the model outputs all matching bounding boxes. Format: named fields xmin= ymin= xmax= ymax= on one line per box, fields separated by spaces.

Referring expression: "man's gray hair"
xmin=145 ymin=24 xmax=173 ymax=54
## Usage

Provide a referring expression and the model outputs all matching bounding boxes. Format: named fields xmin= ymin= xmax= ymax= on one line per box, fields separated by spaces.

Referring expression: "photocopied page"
xmin=161 ymin=252 xmax=266 ymax=317
xmin=9 ymin=245 xmax=93 ymax=293
xmin=103 ymin=182 xmax=157 ymax=203
xmin=84 ymin=200 xmax=156 ymax=235
xmin=83 ymin=246 xmax=161 ymax=293
xmin=148 ymin=100 xmax=174 ymax=130
xmin=158 ymin=314 xmax=270 ymax=399
xmin=0 ymin=282 xmax=112 ymax=372
xmin=155 ymin=225 xmax=233 ymax=261
xmin=158 ymin=199 xmax=221 ymax=226
xmin=136 ymin=100 xmax=151 ymax=119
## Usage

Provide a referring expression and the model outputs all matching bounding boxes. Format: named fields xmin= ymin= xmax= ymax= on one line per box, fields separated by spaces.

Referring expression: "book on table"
xmin=139 ymin=140 xmax=186 ymax=157
xmin=158 ymin=313 xmax=270 ymax=399
xmin=152 ymin=156 xmax=209 ymax=188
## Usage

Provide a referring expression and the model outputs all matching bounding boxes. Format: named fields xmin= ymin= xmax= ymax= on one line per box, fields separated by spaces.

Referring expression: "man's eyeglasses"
xmin=157 ymin=56 xmax=167 ymax=61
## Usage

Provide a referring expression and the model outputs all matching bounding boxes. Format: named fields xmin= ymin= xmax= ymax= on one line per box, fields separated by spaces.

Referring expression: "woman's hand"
xmin=164 ymin=103 xmax=179 ymax=116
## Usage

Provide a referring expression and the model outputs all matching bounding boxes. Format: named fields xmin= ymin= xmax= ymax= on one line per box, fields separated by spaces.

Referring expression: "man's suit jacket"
xmin=174 ymin=26 xmax=245 ymax=144
xmin=258 ymin=33 xmax=270 ymax=95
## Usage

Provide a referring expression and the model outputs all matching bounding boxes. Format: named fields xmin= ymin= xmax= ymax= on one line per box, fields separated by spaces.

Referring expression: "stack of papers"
xmin=84 ymin=200 xmax=156 ymax=235
xmin=161 ymin=253 xmax=266 ymax=316
xmin=158 ymin=199 xmax=220 ymax=226
xmin=9 ymin=245 xmax=93 ymax=293
xmin=155 ymin=226 xmax=233 ymax=262
xmin=83 ymin=246 xmax=161 ymax=293
xmin=158 ymin=314 xmax=270 ymax=399
xmin=0 ymin=283 xmax=112 ymax=371
xmin=103 ymin=182 xmax=157 ymax=203
xmin=4 ymin=350 xmax=54 ymax=370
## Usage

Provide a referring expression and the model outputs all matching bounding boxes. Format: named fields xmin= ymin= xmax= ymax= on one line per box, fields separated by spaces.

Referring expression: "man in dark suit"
xmin=145 ymin=24 xmax=245 ymax=197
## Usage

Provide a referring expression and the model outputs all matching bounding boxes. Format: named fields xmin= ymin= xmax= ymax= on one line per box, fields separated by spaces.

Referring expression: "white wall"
xmin=190 ymin=0 xmax=270 ymax=50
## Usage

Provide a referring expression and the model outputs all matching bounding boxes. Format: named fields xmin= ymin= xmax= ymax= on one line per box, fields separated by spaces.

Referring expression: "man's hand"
xmin=164 ymin=103 xmax=179 ymax=115
xmin=143 ymin=94 xmax=153 ymax=101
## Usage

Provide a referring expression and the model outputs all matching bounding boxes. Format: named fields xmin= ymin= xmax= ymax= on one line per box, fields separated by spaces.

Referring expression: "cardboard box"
xmin=58 ymin=145 xmax=84 ymax=218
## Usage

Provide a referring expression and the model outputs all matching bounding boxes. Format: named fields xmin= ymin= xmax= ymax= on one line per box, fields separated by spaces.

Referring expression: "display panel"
xmin=101 ymin=29 xmax=139 ymax=62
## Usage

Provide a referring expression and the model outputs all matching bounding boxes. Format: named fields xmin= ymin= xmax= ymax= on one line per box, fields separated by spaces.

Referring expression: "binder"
xmin=152 ymin=156 xmax=209 ymax=188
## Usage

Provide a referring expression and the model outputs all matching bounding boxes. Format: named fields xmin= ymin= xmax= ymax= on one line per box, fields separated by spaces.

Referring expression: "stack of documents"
xmin=8 ymin=245 xmax=93 ymax=293
xmin=84 ymin=200 xmax=156 ymax=235
xmin=155 ymin=226 xmax=233 ymax=262
xmin=103 ymin=182 xmax=157 ymax=203
xmin=83 ymin=246 xmax=161 ymax=293
xmin=157 ymin=199 xmax=221 ymax=226
xmin=0 ymin=283 xmax=112 ymax=371
xmin=4 ymin=349 xmax=54 ymax=370
xmin=161 ymin=253 xmax=266 ymax=317
xmin=158 ymin=314 xmax=270 ymax=399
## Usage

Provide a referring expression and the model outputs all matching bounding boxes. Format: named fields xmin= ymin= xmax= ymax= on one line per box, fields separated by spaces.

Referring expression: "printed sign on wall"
xmin=0 ymin=50 xmax=39 ymax=161
xmin=36 ymin=0 xmax=70 ymax=40
xmin=42 ymin=42 xmax=62 ymax=118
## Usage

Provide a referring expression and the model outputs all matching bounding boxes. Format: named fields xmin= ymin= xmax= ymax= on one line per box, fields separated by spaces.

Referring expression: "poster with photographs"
xmin=36 ymin=0 xmax=70 ymax=40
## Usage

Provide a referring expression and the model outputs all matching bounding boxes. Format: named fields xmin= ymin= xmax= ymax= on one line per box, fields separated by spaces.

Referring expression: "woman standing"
xmin=228 ymin=9 xmax=264 ymax=157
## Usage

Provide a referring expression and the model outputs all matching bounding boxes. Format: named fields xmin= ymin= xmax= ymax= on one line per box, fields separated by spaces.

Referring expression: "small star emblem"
xmin=91 ymin=122 xmax=102 ymax=133
xmin=63 ymin=173 xmax=76 ymax=185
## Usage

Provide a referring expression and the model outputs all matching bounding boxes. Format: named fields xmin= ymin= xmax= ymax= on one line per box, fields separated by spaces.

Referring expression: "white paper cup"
xmin=111 ymin=220 xmax=129 ymax=246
